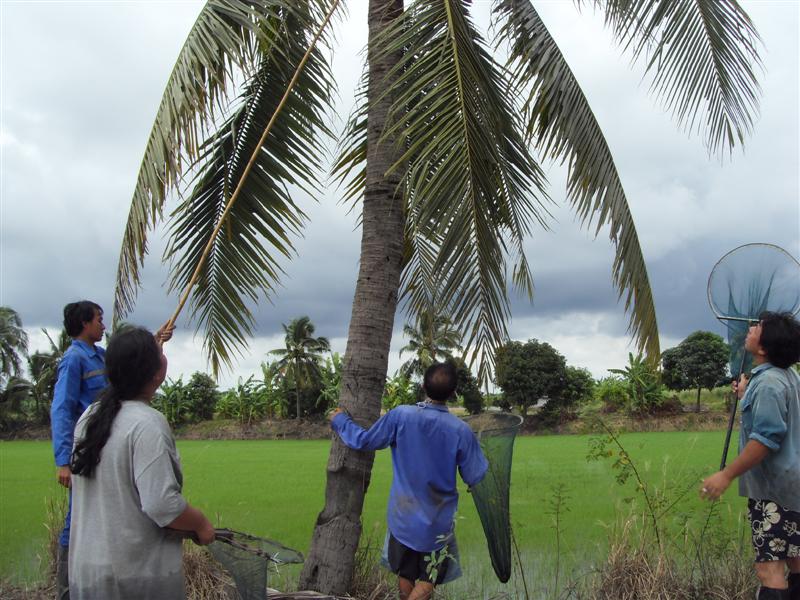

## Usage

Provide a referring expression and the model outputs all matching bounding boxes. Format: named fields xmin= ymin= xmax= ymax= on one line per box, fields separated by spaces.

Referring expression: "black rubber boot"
xmin=787 ymin=572 xmax=800 ymax=600
xmin=55 ymin=544 xmax=70 ymax=600
xmin=758 ymin=586 xmax=790 ymax=600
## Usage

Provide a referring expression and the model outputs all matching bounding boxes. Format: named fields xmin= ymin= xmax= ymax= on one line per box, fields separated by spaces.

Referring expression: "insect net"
xmin=707 ymin=243 xmax=800 ymax=377
xmin=463 ymin=413 xmax=523 ymax=583
xmin=207 ymin=529 xmax=304 ymax=600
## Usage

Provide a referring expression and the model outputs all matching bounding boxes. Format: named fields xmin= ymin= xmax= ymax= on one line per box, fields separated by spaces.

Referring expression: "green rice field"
xmin=0 ymin=431 xmax=745 ymax=592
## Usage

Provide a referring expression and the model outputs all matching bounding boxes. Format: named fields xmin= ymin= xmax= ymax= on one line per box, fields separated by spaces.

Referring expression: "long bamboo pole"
xmin=164 ymin=1 xmax=341 ymax=332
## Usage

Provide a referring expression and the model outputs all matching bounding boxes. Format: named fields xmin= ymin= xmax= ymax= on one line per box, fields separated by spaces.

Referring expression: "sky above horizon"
xmin=1 ymin=0 xmax=798 ymax=388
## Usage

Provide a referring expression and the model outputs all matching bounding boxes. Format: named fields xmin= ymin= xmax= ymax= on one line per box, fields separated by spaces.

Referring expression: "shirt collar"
xmin=72 ymin=339 xmax=100 ymax=358
xmin=417 ymin=399 xmax=449 ymax=412
xmin=751 ymin=362 xmax=774 ymax=376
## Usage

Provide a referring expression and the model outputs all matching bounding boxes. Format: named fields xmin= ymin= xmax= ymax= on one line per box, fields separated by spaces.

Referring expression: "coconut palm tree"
xmin=269 ymin=316 xmax=331 ymax=419
xmin=0 ymin=307 xmax=28 ymax=387
xmin=111 ymin=0 xmax=762 ymax=592
xmin=399 ymin=307 xmax=462 ymax=379
xmin=28 ymin=328 xmax=71 ymax=423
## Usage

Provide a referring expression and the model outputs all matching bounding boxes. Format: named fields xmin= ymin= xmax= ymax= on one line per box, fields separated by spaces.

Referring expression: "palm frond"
xmin=495 ymin=0 xmax=660 ymax=359
xmin=376 ymin=0 xmax=550 ymax=385
xmin=114 ymin=0 xmax=275 ymax=321
xmin=114 ymin=0 xmax=341 ymax=326
xmin=331 ymin=69 xmax=369 ymax=214
xmin=164 ymin=5 xmax=337 ymax=375
xmin=589 ymin=0 xmax=762 ymax=155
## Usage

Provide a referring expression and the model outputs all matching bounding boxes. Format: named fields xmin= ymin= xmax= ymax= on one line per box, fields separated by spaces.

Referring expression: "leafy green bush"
xmin=609 ymin=354 xmax=665 ymax=415
xmin=317 ymin=353 xmax=342 ymax=414
xmin=451 ymin=357 xmax=483 ymax=414
xmin=550 ymin=366 xmax=595 ymax=416
xmin=382 ymin=375 xmax=418 ymax=410
xmin=595 ymin=376 xmax=629 ymax=413
xmin=487 ymin=393 xmax=511 ymax=411
xmin=184 ymin=372 xmax=218 ymax=422
xmin=495 ymin=339 xmax=567 ymax=416
xmin=216 ymin=376 xmax=270 ymax=426
xmin=152 ymin=377 xmax=191 ymax=428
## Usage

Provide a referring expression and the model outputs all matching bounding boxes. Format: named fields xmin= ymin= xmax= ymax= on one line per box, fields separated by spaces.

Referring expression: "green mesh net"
xmin=207 ymin=529 xmax=304 ymax=600
xmin=463 ymin=413 xmax=523 ymax=583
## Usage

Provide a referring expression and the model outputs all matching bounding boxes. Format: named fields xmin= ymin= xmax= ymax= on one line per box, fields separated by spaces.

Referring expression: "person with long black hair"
xmin=51 ymin=301 xmax=173 ymax=599
xmin=68 ymin=326 xmax=214 ymax=600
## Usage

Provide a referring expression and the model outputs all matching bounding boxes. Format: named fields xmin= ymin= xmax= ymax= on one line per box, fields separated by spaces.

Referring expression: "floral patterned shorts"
xmin=748 ymin=499 xmax=800 ymax=562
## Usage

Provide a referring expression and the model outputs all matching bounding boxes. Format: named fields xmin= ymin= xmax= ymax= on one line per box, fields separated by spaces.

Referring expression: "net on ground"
xmin=463 ymin=413 xmax=523 ymax=583
xmin=207 ymin=529 xmax=304 ymax=600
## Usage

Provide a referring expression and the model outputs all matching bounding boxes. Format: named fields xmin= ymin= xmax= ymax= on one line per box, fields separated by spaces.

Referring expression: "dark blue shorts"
xmin=387 ymin=534 xmax=453 ymax=584
xmin=748 ymin=499 xmax=800 ymax=562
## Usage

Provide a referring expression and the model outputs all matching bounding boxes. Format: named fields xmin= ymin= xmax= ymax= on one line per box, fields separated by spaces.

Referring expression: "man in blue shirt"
xmin=51 ymin=300 xmax=106 ymax=600
xmin=51 ymin=301 xmax=173 ymax=599
xmin=330 ymin=362 xmax=488 ymax=600
xmin=701 ymin=312 xmax=800 ymax=600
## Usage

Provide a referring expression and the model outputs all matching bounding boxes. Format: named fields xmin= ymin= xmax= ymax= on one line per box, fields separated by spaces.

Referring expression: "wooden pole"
xmin=165 ymin=1 xmax=341 ymax=332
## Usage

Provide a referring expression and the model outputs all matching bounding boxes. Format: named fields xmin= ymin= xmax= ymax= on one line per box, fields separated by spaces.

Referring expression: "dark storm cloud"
xmin=2 ymin=0 xmax=797 ymax=384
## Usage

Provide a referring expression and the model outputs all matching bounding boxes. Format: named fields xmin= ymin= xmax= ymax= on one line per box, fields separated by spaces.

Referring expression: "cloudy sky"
xmin=1 ymin=0 xmax=798 ymax=388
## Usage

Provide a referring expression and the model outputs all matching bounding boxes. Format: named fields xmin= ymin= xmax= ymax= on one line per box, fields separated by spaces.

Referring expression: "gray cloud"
xmin=2 ymin=0 xmax=797 ymax=386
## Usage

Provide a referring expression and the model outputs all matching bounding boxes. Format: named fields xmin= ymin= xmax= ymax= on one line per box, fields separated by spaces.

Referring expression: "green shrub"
xmin=609 ymin=353 xmax=665 ymax=416
xmin=184 ymin=372 xmax=218 ymax=422
xmin=382 ymin=375 xmax=418 ymax=410
xmin=216 ymin=377 xmax=270 ymax=426
xmin=451 ymin=357 xmax=483 ymax=415
xmin=595 ymin=376 xmax=628 ymax=412
xmin=152 ymin=377 xmax=191 ymax=428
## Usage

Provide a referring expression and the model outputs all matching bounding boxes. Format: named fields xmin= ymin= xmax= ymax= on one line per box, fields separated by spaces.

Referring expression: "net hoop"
xmin=463 ymin=412 xmax=523 ymax=436
xmin=707 ymin=242 xmax=800 ymax=322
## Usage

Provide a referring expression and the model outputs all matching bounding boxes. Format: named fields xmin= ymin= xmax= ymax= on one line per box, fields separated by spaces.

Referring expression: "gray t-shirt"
xmin=69 ymin=400 xmax=188 ymax=599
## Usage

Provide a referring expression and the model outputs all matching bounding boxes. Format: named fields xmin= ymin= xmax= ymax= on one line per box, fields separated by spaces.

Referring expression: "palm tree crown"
xmin=269 ymin=316 xmax=330 ymax=418
xmin=399 ymin=307 xmax=462 ymax=379
xmin=0 ymin=307 xmax=28 ymax=386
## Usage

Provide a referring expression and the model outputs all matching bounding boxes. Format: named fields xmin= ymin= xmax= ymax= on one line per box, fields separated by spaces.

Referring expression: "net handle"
xmin=166 ymin=527 xmax=303 ymax=563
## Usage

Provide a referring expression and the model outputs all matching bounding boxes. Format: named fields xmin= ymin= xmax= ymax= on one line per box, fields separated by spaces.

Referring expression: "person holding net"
xmin=329 ymin=362 xmax=488 ymax=600
xmin=68 ymin=326 xmax=214 ymax=599
xmin=50 ymin=301 xmax=173 ymax=599
xmin=700 ymin=312 xmax=800 ymax=600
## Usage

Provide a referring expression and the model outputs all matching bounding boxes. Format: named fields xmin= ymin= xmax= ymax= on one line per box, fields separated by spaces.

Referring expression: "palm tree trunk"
xmin=297 ymin=358 xmax=302 ymax=420
xmin=299 ymin=0 xmax=405 ymax=593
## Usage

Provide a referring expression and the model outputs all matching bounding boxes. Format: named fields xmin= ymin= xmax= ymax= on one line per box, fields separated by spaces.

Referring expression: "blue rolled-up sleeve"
xmin=332 ymin=410 xmax=396 ymax=451
xmin=51 ymin=355 xmax=81 ymax=466
xmin=457 ymin=430 xmax=488 ymax=487
xmin=748 ymin=383 xmax=788 ymax=451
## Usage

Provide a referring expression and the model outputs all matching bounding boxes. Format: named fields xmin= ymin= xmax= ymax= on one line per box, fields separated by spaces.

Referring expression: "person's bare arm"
xmin=167 ymin=505 xmax=215 ymax=545
xmin=700 ymin=439 xmax=770 ymax=500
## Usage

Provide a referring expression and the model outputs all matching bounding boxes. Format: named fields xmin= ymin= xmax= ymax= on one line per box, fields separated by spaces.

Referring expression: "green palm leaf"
xmin=591 ymin=0 xmax=762 ymax=155
xmin=114 ymin=0 xmax=276 ymax=320
xmin=378 ymin=0 xmax=550 ymax=384
xmin=496 ymin=0 xmax=660 ymax=359
xmin=164 ymin=5 xmax=336 ymax=375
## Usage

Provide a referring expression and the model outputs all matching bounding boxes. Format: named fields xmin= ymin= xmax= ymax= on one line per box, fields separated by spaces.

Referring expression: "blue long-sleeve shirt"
xmin=332 ymin=401 xmax=488 ymax=552
xmin=738 ymin=362 xmax=800 ymax=511
xmin=51 ymin=340 xmax=107 ymax=466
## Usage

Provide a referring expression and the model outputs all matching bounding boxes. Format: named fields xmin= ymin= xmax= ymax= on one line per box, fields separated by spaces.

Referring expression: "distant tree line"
xmin=0 ymin=304 xmax=736 ymax=431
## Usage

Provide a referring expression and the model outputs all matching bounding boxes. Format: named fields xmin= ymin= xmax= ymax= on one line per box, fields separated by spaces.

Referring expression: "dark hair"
xmin=758 ymin=311 xmax=800 ymax=369
xmin=71 ymin=327 xmax=161 ymax=477
xmin=423 ymin=362 xmax=458 ymax=401
xmin=63 ymin=301 xmax=102 ymax=337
